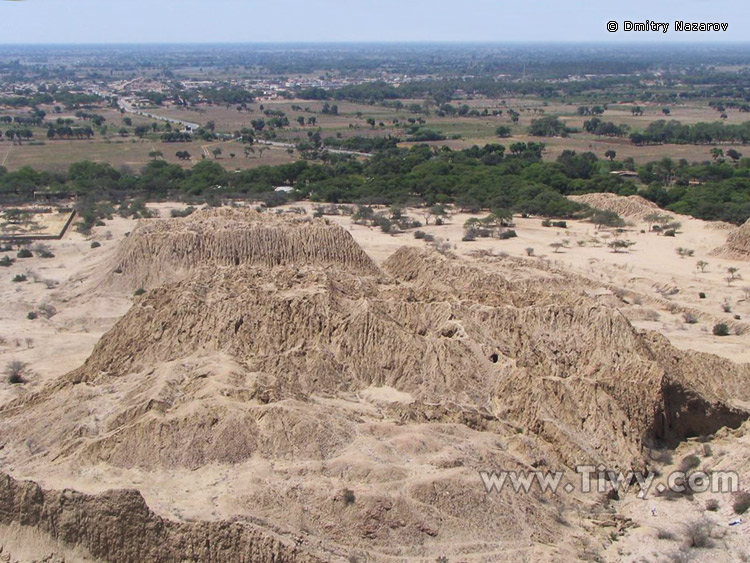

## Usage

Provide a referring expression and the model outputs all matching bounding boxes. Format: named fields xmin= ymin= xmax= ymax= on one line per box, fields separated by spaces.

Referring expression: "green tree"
xmin=591 ymin=209 xmax=625 ymax=231
xmin=727 ymin=149 xmax=742 ymax=163
xmin=423 ymin=204 xmax=447 ymax=225
xmin=643 ymin=212 xmax=672 ymax=231
xmin=528 ymin=116 xmax=568 ymax=137
xmin=495 ymin=125 xmax=512 ymax=138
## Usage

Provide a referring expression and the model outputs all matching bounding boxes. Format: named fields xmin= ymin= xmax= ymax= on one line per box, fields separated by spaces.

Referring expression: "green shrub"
xmin=397 ymin=218 xmax=421 ymax=230
xmin=90 ymin=241 xmax=101 ymax=248
xmin=261 ymin=192 xmax=288 ymax=208
xmin=12 ymin=274 xmax=27 ymax=283
xmin=134 ymin=288 xmax=146 ymax=296
xmin=713 ymin=323 xmax=730 ymax=336
xmin=699 ymin=292 xmax=706 ymax=299
xmin=27 ymin=311 xmax=38 ymax=320
xmin=170 ymin=206 xmax=196 ymax=218
xmin=353 ymin=205 xmax=374 ymax=221
xmin=375 ymin=216 xmax=393 ymax=233
xmin=17 ymin=248 xmax=32 ymax=258
xmin=498 ymin=229 xmax=517 ymax=240
xmin=0 ymin=255 xmax=14 ymax=267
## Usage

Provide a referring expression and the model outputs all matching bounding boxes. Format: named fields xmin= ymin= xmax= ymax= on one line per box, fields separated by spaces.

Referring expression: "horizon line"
xmin=2 ymin=40 xmax=750 ymax=47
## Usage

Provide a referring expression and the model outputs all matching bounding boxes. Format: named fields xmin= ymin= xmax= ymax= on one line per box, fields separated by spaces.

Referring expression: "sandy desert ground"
xmin=2 ymin=197 xmax=750 ymax=561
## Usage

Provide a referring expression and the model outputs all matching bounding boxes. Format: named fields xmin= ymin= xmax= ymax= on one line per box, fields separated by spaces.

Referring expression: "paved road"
xmin=117 ymin=99 xmax=201 ymax=132
xmin=256 ymin=139 xmax=372 ymax=158
xmin=0 ymin=143 xmax=11 ymax=167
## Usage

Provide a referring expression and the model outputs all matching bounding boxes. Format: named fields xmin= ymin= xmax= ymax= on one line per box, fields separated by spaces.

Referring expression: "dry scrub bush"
xmin=5 ymin=360 xmax=27 ymax=384
xmin=705 ymin=499 xmax=719 ymax=512
xmin=683 ymin=518 xmax=713 ymax=548
xmin=733 ymin=491 xmax=750 ymax=514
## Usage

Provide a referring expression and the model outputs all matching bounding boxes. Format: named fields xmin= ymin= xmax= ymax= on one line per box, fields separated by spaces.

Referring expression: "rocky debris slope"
xmin=711 ymin=217 xmax=750 ymax=260
xmin=106 ymin=208 xmax=379 ymax=290
xmin=0 ymin=472 xmax=325 ymax=563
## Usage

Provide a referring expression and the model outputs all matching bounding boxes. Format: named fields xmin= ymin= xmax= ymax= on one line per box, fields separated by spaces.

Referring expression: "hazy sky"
xmin=0 ymin=0 xmax=747 ymax=44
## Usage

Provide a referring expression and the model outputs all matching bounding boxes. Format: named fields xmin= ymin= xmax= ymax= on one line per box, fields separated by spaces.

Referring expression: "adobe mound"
xmin=7 ymin=257 xmax=657 ymax=469
xmin=711 ymin=217 xmax=750 ymax=260
xmin=107 ymin=207 xmax=379 ymax=290
xmin=568 ymin=193 xmax=659 ymax=220
xmin=7 ymin=250 xmax=750 ymax=468
xmin=2 ymin=247 xmax=750 ymax=560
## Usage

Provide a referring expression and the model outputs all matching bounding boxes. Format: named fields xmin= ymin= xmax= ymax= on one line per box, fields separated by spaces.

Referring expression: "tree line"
xmin=630 ymin=120 xmax=750 ymax=145
xmin=2 ymin=141 xmax=750 ymax=226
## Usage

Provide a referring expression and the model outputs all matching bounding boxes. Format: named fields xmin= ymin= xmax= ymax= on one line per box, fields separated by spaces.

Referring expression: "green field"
xmin=2 ymin=94 xmax=747 ymax=174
